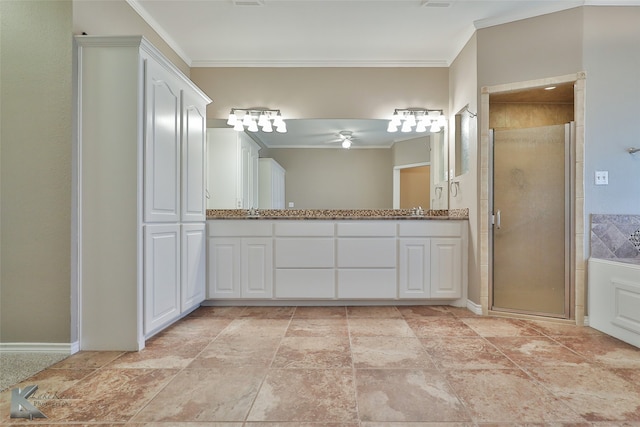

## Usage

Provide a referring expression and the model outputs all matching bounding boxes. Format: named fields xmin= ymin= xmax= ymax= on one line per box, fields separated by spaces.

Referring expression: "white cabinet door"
xmin=181 ymin=91 xmax=207 ymax=222
xmin=144 ymin=224 xmax=181 ymax=336
xmin=398 ymin=238 xmax=431 ymax=298
xmin=241 ymin=238 xmax=273 ymax=298
xmin=208 ymin=237 xmax=241 ymax=298
xmin=144 ymin=57 xmax=181 ymax=223
xmin=430 ymin=238 xmax=462 ymax=299
xmin=181 ymin=224 xmax=206 ymax=312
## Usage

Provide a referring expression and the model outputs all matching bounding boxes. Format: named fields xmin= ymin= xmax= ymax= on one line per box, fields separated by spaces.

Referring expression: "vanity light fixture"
xmin=387 ymin=108 xmax=446 ymax=133
xmin=226 ymin=108 xmax=287 ymax=133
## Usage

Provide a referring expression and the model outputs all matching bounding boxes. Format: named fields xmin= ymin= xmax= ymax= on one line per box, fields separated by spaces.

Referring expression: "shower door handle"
xmin=495 ymin=209 xmax=501 ymax=229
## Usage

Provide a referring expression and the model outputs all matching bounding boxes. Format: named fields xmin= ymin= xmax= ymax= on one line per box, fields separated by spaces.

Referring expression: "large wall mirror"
xmin=206 ymin=118 xmax=448 ymax=210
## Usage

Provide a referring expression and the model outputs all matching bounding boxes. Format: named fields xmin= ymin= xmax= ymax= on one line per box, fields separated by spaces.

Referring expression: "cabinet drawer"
xmin=275 ymin=238 xmax=335 ymax=268
xmin=398 ymin=221 xmax=463 ymax=237
xmin=208 ymin=220 xmax=272 ymax=237
xmin=275 ymin=269 xmax=335 ymax=298
xmin=336 ymin=221 xmax=396 ymax=237
xmin=337 ymin=238 xmax=396 ymax=268
xmin=274 ymin=222 xmax=334 ymax=237
xmin=337 ymin=269 xmax=397 ymax=299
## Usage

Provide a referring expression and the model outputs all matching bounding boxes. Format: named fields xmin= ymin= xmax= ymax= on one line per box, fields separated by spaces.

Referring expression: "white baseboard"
xmin=466 ymin=299 xmax=483 ymax=315
xmin=0 ymin=342 xmax=79 ymax=354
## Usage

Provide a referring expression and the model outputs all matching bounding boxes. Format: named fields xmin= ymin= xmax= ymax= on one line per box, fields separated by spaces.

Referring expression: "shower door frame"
xmin=479 ymin=72 xmax=586 ymax=324
xmin=488 ymin=124 xmax=574 ymax=319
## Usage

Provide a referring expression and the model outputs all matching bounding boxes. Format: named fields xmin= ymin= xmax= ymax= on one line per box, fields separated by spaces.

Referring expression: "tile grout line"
xmin=122 ymin=313 xmax=235 ymax=424
xmin=346 ymin=305 xmax=363 ymax=425
xmin=241 ymin=307 xmax=295 ymax=424
xmin=468 ymin=328 xmax=589 ymax=424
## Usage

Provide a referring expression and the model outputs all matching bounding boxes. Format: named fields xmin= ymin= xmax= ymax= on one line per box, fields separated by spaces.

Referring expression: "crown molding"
xmin=126 ymin=0 xmax=194 ymax=66
xmin=191 ymin=59 xmax=449 ymax=68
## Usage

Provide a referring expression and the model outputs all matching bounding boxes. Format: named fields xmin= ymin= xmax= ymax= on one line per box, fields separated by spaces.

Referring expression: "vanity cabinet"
xmin=207 ymin=128 xmax=260 ymax=209
xmin=208 ymin=221 xmax=273 ymax=299
xmin=206 ymin=219 xmax=468 ymax=304
xmin=274 ymin=222 xmax=335 ymax=298
xmin=398 ymin=222 xmax=465 ymax=299
xmin=336 ymin=222 xmax=397 ymax=299
xmin=258 ymin=158 xmax=286 ymax=209
xmin=75 ymin=36 xmax=211 ymax=350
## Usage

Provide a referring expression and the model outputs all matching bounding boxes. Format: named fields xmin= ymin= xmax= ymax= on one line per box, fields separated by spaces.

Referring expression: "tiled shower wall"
xmin=591 ymin=214 xmax=640 ymax=262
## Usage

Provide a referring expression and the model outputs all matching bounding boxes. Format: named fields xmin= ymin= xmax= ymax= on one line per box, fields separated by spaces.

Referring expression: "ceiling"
xmin=125 ymin=0 xmax=615 ymax=148
xmin=128 ymin=0 xmax=597 ymax=67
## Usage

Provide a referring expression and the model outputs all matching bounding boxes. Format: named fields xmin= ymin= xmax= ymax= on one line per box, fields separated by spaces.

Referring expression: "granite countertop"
xmin=206 ymin=208 xmax=469 ymax=220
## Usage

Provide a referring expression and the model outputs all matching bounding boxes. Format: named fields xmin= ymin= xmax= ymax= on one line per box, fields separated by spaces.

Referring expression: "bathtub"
xmin=588 ymin=257 xmax=640 ymax=348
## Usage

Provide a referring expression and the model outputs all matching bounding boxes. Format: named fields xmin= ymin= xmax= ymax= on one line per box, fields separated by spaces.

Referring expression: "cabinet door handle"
xmin=495 ymin=209 xmax=501 ymax=229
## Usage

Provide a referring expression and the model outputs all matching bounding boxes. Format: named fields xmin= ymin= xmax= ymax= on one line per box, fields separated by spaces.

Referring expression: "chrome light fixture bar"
xmin=226 ymin=108 xmax=287 ymax=133
xmin=387 ymin=108 xmax=446 ymax=133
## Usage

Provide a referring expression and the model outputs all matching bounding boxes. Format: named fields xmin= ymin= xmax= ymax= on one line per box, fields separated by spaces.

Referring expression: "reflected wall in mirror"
xmin=206 ymin=118 xmax=448 ymax=210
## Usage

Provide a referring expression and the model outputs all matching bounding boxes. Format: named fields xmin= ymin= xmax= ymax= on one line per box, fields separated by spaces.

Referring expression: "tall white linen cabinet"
xmin=74 ymin=36 xmax=212 ymax=351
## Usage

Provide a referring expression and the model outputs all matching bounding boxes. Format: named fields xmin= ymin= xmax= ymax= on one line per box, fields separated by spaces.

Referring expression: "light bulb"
xmin=437 ymin=114 xmax=446 ymax=127
xmin=430 ymin=122 xmax=441 ymax=133
xmin=261 ymin=120 xmax=273 ymax=132
xmin=416 ymin=122 xmax=427 ymax=132
xmin=342 ymin=139 xmax=351 ymax=149
xmin=406 ymin=113 xmax=416 ymax=127
xmin=226 ymin=110 xmax=237 ymax=126
xmin=391 ymin=111 xmax=402 ymax=126
xmin=233 ymin=120 xmax=244 ymax=131
xmin=257 ymin=113 xmax=268 ymax=127
xmin=247 ymin=119 xmax=258 ymax=132
xmin=401 ymin=121 xmax=412 ymax=132
xmin=242 ymin=112 xmax=253 ymax=127
xmin=273 ymin=113 xmax=285 ymax=127
xmin=275 ymin=121 xmax=287 ymax=133
xmin=387 ymin=122 xmax=398 ymax=132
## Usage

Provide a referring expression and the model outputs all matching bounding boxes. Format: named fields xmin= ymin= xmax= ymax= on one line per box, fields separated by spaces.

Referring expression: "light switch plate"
xmin=595 ymin=170 xmax=608 ymax=185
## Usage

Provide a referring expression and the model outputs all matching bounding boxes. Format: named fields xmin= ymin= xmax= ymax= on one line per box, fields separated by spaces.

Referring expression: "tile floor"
xmin=2 ymin=305 xmax=640 ymax=426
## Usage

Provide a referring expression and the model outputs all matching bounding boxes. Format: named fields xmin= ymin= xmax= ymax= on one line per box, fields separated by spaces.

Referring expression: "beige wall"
xmin=1 ymin=1 xmax=73 ymax=342
xmin=190 ymin=67 xmax=449 ymax=120
xmin=582 ymin=6 xmax=640 ymax=220
xmin=265 ymin=148 xmax=392 ymax=209
xmin=392 ymin=136 xmax=430 ymax=166
xmin=448 ymin=34 xmax=479 ymax=304
xmin=477 ymin=7 xmax=584 ymax=88
xmin=72 ymin=0 xmax=189 ymax=75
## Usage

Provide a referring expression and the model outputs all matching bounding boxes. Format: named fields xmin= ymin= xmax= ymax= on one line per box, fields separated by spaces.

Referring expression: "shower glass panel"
xmin=492 ymin=124 xmax=569 ymax=317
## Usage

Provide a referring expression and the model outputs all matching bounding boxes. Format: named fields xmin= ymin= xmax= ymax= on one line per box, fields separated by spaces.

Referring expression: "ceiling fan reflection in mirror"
xmin=326 ymin=130 xmax=357 ymax=149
